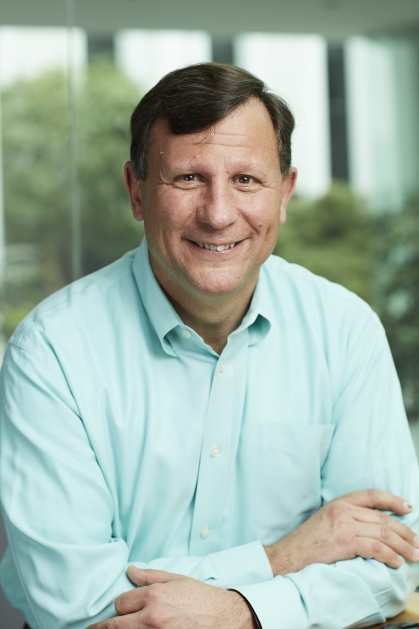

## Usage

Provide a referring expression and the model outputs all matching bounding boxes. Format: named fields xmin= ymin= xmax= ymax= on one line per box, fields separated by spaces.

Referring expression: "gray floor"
xmin=2 ymin=421 xmax=419 ymax=629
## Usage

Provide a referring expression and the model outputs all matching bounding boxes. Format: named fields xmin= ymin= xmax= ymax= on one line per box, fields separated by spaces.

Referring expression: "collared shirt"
xmin=1 ymin=238 xmax=419 ymax=629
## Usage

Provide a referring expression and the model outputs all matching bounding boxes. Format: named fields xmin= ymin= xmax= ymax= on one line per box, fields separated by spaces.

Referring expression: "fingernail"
xmin=127 ymin=565 xmax=139 ymax=573
xmin=414 ymin=535 xmax=419 ymax=547
xmin=397 ymin=555 xmax=405 ymax=566
xmin=413 ymin=549 xmax=419 ymax=561
xmin=403 ymin=501 xmax=413 ymax=511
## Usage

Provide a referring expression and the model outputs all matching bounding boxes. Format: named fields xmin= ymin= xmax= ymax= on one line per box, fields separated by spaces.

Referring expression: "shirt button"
xmin=211 ymin=447 xmax=220 ymax=458
xmin=200 ymin=526 xmax=211 ymax=538
xmin=182 ymin=329 xmax=191 ymax=338
xmin=219 ymin=362 xmax=226 ymax=373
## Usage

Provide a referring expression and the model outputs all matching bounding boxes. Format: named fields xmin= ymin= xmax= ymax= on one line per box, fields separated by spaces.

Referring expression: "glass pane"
xmin=0 ymin=21 xmax=211 ymax=351
xmin=0 ymin=24 xmax=77 ymax=343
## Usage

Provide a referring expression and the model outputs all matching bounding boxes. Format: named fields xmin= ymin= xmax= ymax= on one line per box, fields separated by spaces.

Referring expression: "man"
xmin=1 ymin=63 xmax=419 ymax=629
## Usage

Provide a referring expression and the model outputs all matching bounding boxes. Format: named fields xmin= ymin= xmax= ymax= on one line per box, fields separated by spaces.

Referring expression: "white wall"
xmin=0 ymin=26 xmax=86 ymax=87
xmin=346 ymin=36 xmax=419 ymax=210
xmin=115 ymin=29 xmax=212 ymax=93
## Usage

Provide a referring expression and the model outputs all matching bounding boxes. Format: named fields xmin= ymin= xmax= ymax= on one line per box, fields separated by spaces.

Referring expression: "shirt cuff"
xmin=209 ymin=541 xmax=274 ymax=588
xmin=235 ymin=576 xmax=308 ymax=629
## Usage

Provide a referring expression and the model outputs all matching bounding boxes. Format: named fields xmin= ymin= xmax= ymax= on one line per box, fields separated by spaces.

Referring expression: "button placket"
xmin=189 ymin=359 xmax=235 ymax=554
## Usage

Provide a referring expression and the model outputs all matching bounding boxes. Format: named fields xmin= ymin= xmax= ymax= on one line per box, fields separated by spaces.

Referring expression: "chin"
xmin=187 ymin=275 xmax=248 ymax=297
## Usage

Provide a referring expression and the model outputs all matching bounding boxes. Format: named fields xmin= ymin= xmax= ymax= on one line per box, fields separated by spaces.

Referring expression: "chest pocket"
xmin=255 ymin=422 xmax=335 ymax=533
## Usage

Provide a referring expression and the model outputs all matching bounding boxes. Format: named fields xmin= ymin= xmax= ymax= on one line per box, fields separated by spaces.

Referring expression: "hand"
xmin=86 ymin=566 xmax=256 ymax=629
xmin=265 ymin=489 xmax=419 ymax=576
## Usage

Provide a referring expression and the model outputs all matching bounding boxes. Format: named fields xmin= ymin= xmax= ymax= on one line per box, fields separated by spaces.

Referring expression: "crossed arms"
xmin=1 ymin=318 xmax=419 ymax=629
xmin=87 ymin=490 xmax=419 ymax=629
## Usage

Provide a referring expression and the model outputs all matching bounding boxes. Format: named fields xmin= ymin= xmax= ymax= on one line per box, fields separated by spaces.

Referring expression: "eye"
xmin=234 ymin=174 xmax=260 ymax=187
xmin=172 ymin=173 xmax=204 ymax=188
xmin=180 ymin=174 xmax=198 ymax=181
xmin=237 ymin=175 xmax=253 ymax=184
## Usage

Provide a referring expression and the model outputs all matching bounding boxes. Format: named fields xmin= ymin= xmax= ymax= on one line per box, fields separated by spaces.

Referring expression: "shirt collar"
xmin=133 ymin=238 xmax=182 ymax=356
xmin=234 ymin=265 xmax=272 ymax=346
xmin=132 ymin=237 xmax=272 ymax=356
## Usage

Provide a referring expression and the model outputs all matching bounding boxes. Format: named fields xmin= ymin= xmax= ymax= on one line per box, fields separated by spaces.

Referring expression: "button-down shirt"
xmin=1 ymin=238 xmax=419 ymax=629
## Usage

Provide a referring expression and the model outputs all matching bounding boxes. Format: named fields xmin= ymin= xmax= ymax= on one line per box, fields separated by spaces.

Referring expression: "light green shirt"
xmin=1 ymin=238 xmax=419 ymax=629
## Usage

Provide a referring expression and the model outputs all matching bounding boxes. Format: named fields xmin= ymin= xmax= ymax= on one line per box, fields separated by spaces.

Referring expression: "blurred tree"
xmin=372 ymin=197 xmax=419 ymax=419
xmin=274 ymin=182 xmax=372 ymax=302
xmin=2 ymin=71 xmax=72 ymax=290
xmin=77 ymin=59 xmax=144 ymax=274
xmin=1 ymin=59 xmax=144 ymax=336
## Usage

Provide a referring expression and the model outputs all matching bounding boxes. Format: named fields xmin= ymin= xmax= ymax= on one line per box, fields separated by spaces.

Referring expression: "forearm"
xmin=129 ymin=539 xmax=273 ymax=588
xmin=2 ymin=505 xmax=272 ymax=629
xmin=236 ymin=557 xmax=419 ymax=629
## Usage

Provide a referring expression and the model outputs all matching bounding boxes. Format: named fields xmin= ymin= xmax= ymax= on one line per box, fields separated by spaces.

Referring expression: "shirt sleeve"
xmin=235 ymin=316 xmax=419 ymax=629
xmin=0 ymin=340 xmax=272 ymax=629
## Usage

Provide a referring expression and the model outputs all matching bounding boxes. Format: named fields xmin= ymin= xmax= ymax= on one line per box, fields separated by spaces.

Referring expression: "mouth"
xmin=193 ymin=241 xmax=237 ymax=251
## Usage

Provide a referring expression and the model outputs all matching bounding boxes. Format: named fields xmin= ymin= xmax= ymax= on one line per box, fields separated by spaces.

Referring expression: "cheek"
xmin=240 ymin=191 xmax=281 ymax=227
xmin=155 ymin=191 xmax=196 ymax=230
xmin=246 ymin=208 xmax=281 ymax=235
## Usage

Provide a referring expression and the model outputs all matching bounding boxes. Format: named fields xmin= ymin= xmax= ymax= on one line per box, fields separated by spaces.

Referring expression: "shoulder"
xmin=262 ymin=254 xmax=383 ymax=340
xmin=9 ymin=250 xmax=138 ymax=356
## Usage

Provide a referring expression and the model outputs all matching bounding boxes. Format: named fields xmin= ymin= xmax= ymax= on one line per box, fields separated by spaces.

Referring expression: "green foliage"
xmin=77 ymin=60 xmax=145 ymax=274
xmin=1 ymin=303 xmax=38 ymax=339
xmin=3 ymin=72 xmax=72 ymax=289
xmin=274 ymin=182 xmax=372 ymax=302
xmin=1 ymin=59 xmax=144 ymax=309
xmin=372 ymin=197 xmax=419 ymax=418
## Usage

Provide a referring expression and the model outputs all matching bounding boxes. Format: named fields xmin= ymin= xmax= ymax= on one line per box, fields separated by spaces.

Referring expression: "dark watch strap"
xmin=227 ymin=588 xmax=263 ymax=629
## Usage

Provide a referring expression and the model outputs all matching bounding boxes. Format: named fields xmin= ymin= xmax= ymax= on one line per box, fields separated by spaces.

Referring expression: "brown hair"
xmin=130 ymin=62 xmax=295 ymax=180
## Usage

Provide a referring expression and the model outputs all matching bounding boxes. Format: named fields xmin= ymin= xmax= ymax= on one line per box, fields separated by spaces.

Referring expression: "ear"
xmin=279 ymin=167 xmax=298 ymax=225
xmin=124 ymin=161 xmax=144 ymax=222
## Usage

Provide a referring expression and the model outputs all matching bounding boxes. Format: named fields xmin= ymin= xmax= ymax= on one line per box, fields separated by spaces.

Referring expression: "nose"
xmin=196 ymin=181 xmax=238 ymax=230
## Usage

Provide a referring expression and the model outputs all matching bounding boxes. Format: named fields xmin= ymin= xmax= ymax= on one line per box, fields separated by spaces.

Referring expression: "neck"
xmin=151 ymin=262 xmax=258 ymax=355
xmin=170 ymin=290 xmax=254 ymax=355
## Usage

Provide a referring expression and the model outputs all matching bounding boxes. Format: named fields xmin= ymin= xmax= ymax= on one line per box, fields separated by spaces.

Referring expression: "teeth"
xmin=196 ymin=242 xmax=236 ymax=251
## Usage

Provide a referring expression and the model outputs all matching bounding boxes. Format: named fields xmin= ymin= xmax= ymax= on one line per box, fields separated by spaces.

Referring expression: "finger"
xmin=352 ymin=506 xmax=419 ymax=546
xmin=127 ymin=565 xmax=178 ymax=586
xmin=357 ymin=523 xmax=419 ymax=563
xmin=115 ymin=587 xmax=147 ymax=616
xmin=342 ymin=489 xmax=413 ymax=514
xmin=87 ymin=610 xmax=145 ymax=629
xmin=354 ymin=536 xmax=405 ymax=569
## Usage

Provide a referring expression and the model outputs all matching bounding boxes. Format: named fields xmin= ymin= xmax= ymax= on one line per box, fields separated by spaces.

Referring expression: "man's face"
xmin=125 ymin=98 xmax=297 ymax=304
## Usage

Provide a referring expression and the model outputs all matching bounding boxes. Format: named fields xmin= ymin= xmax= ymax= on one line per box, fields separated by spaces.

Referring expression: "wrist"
xmin=264 ymin=543 xmax=277 ymax=573
xmin=264 ymin=538 xmax=299 ymax=576
xmin=227 ymin=589 xmax=262 ymax=629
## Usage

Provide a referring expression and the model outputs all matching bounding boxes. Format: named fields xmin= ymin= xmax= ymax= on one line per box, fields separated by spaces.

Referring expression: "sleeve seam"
xmin=6 ymin=342 xmax=82 ymax=418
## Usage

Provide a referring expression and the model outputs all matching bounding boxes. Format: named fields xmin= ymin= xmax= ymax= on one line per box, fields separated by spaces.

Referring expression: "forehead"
xmin=148 ymin=98 xmax=280 ymax=169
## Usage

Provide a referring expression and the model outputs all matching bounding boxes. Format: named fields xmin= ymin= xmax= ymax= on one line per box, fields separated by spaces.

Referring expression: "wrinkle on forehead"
xmin=150 ymin=98 xmax=281 ymax=174
xmin=185 ymin=124 xmax=270 ymax=150
xmin=165 ymin=146 xmax=264 ymax=174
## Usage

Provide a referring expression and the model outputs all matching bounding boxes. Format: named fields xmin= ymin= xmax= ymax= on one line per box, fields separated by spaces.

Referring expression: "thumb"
xmin=127 ymin=565 xmax=178 ymax=586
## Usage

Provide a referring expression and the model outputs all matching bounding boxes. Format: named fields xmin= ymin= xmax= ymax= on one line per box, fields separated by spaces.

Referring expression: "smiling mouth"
xmin=193 ymin=241 xmax=237 ymax=251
